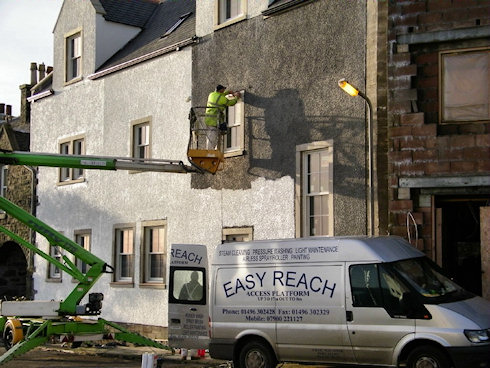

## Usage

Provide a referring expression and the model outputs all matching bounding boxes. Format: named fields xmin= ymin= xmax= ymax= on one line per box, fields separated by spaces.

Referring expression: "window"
xmin=131 ymin=119 xmax=151 ymax=160
xmin=142 ymin=222 xmax=166 ymax=284
xmin=440 ymin=48 xmax=489 ymax=123
xmin=224 ymin=91 xmax=245 ymax=157
xmin=75 ymin=230 xmax=91 ymax=275
xmin=114 ymin=226 xmax=135 ymax=283
xmin=0 ymin=166 xmax=7 ymax=215
xmin=65 ymin=30 xmax=82 ymax=83
xmin=222 ymin=227 xmax=253 ymax=243
xmin=216 ymin=0 xmax=247 ymax=28
xmin=170 ymin=268 xmax=206 ymax=305
xmin=296 ymin=142 xmax=334 ymax=237
xmin=48 ymin=245 xmax=62 ymax=280
xmin=58 ymin=136 xmax=85 ymax=184
xmin=163 ymin=12 xmax=192 ymax=37
xmin=350 ymin=264 xmax=382 ymax=307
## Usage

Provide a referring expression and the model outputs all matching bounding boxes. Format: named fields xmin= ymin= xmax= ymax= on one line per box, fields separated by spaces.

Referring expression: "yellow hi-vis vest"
xmin=205 ymin=91 xmax=238 ymax=126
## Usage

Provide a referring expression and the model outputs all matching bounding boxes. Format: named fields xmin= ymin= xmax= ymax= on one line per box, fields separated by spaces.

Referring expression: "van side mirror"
xmin=400 ymin=292 xmax=432 ymax=320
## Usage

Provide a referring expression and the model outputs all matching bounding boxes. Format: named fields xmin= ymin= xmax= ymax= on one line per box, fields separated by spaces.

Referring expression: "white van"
xmin=169 ymin=236 xmax=490 ymax=368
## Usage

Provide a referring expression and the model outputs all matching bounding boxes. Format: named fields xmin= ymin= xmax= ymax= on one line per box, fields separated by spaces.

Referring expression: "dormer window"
xmin=162 ymin=12 xmax=192 ymax=37
xmin=65 ymin=30 xmax=82 ymax=83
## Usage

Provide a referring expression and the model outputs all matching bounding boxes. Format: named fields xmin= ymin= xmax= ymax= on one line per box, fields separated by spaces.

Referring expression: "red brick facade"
xmin=387 ymin=0 xmax=490 ymax=262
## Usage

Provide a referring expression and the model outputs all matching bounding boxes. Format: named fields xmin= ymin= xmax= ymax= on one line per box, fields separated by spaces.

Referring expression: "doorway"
xmin=0 ymin=241 xmax=28 ymax=300
xmin=435 ymin=196 xmax=489 ymax=296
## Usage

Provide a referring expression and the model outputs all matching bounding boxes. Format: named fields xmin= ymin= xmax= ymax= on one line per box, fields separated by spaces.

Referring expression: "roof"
xmin=95 ymin=0 xmax=160 ymax=28
xmin=96 ymin=0 xmax=196 ymax=73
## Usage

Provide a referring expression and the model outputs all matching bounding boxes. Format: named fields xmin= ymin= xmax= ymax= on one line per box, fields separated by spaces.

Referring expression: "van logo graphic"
xmin=171 ymin=248 xmax=203 ymax=265
xmin=223 ymin=270 xmax=336 ymax=298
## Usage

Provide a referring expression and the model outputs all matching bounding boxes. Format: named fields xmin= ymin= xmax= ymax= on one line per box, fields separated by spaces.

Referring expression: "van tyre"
xmin=406 ymin=346 xmax=451 ymax=368
xmin=238 ymin=341 xmax=277 ymax=368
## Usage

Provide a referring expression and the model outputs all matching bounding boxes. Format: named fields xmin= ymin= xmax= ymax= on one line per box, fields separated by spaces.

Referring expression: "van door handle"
xmin=190 ymin=307 xmax=197 ymax=311
xmin=346 ymin=311 xmax=353 ymax=322
xmin=171 ymin=318 xmax=181 ymax=324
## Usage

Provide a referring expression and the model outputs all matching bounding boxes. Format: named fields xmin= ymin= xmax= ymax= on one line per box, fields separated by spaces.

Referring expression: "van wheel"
xmin=406 ymin=346 xmax=451 ymax=368
xmin=238 ymin=341 xmax=277 ymax=368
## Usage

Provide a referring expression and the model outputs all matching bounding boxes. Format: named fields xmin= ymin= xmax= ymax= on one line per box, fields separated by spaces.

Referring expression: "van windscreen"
xmin=392 ymin=257 xmax=473 ymax=303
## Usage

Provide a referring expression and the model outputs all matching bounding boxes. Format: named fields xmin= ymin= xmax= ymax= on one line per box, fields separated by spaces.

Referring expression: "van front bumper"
xmin=209 ymin=339 xmax=235 ymax=361
xmin=447 ymin=345 xmax=490 ymax=368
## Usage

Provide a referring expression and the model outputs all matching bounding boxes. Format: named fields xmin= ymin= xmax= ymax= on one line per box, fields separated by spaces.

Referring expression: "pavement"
xmin=39 ymin=342 xmax=228 ymax=367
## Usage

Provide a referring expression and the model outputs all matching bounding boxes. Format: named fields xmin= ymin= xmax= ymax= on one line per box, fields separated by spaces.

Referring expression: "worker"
xmin=178 ymin=270 xmax=203 ymax=301
xmin=205 ymin=84 xmax=241 ymax=149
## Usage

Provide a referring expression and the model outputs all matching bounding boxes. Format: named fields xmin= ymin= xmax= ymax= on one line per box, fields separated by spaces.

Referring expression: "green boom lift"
xmin=0 ymin=151 xmax=199 ymax=365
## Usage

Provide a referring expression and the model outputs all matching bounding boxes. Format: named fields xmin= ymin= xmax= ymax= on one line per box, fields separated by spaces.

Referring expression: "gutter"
xmin=88 ymin=36 xmax=198 ymax=80
xmin=27 ymin=89 xmax=54 ymax=103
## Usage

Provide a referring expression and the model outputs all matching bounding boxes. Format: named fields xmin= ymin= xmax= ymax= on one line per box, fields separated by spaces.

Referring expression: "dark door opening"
xmin=436 ymin=196 xmax=488 ymax=296
xmin=0 ymin=241 xmax=28 ymax=300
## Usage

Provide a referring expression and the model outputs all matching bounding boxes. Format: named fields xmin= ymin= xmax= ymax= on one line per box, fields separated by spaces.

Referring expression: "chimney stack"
xmin=38 ymin=63 xmax=46 ymax=81
xmin=30 ymin=62 xmax=38 ymax=85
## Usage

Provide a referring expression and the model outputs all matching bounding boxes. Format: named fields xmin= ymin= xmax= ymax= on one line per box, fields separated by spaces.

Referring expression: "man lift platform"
xmin=187 ymin=106 xmax=226 ymax=174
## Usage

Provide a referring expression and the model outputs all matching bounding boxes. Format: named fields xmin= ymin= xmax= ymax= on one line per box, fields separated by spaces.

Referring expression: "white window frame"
xmin=295 ymin=141 xmax=334 ymax=237
xmin=48 ymin=244 xmax=62 ymax=280
xmin=215 ymin=0 xmax=247 ymax=29
xmin=141 ymin=220 xmax=167 ymax=286
xmin=0 ymin=165 xmax=7 ymax=215
xmin=65 ymin=29 xmax=82 ymax=84
xmin=113 ymin=225 xmax=135 ymax=284
xmin=224 ymin=90 xmax=245 ymax=157
xmin=131 ymin=118 xmax=151 ymax=160
xmin=439 ymin=47 xmax=489 ymax=124
xmin=58 ymin=135 xmax=85 ymax=185
xmin=222 ymin=226 xmax=253 ymax=243
xmin=74 ymin=230 xmax=91 ymax=276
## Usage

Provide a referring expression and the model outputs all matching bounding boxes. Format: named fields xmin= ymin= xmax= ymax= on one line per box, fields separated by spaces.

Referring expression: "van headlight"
xmin=464 ymin=329 xmax=490 ymax=343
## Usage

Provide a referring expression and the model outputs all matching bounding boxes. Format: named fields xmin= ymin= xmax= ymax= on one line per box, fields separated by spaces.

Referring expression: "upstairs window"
xmin=440 ymin=48 xmax=489 ymax=124
xmin=58 ymin=136 xmax=85 ymax=184
xmin=0 ymin=165 xmax=7 ymax=197
xmin=224 ymin=91 xmax=245 ymax=157
xmin=131 ymin=119 xmax=151 ymax=160
xmin=65 ymin=30 xmax=82 ymax=83
xmin=48 ymin=245 xmax=62 ymax=280
xmin=216 ymin=0 xmax=247 ymax=28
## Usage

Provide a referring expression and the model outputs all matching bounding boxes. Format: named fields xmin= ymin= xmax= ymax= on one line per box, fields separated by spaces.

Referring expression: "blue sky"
xmin=0 ymin=0 xmax=63 ymax=116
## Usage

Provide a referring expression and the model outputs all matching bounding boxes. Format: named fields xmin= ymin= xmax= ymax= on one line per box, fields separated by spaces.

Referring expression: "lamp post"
xmin=338 ymin=79 xmax=374 ymax=236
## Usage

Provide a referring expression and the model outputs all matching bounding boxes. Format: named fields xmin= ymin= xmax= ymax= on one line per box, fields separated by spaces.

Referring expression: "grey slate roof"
xmin=97 ymin=0 xmax=196 ymax=72
xmin=96 ymin=0 xmax=159 ymax=28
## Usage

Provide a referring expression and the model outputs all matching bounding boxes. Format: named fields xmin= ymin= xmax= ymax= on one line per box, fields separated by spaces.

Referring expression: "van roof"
xmin=214 ymin=236 xmax=423 ymax=265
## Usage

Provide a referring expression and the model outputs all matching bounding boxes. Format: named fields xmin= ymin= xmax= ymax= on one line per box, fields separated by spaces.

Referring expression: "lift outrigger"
xmin=0 ymin=151 xmax=205 ymax=365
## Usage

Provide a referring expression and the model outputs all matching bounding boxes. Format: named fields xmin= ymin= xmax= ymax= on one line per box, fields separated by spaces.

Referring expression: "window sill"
xmin=139 ymin=283 xmax=167 ymax=289
xmin=57 ymin=178 xmax=86 ymax=186
xmin=214 ymin=14 xmax=246 ymax=31
xmin=110 ymin=282 xmax=134 ymax=288
xmin=64 ymin=76 xmax=83 ymax=86
xmin=46 ymin=278 xmax=62 ymax=283
xmin=224 ymin=149 xmax=244 ymax=158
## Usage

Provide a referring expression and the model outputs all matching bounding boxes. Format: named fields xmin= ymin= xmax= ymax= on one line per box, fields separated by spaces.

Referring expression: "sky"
xmin=0 ymin=0 xmax=63 ymax=117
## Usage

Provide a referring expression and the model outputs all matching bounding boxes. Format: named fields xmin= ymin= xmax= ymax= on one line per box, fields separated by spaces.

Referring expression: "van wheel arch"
xmin=233 ymin=336 xmax=277 ymax=368
xmin=399 ymin=340 xmax=453 ymax=368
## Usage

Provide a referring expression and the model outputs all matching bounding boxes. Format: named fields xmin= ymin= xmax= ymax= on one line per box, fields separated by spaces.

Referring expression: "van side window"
xmin=378 ymin=265 xmax=411 ymax=317
xmin=349 ymin=264 xmax=382 ymax=307
xmin=169 ymin=268 xmax=206 ymax=305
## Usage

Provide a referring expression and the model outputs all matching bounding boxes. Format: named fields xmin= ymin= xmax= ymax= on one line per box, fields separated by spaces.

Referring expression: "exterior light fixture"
xmin=338 ymin=79 xmax=375 ymax=236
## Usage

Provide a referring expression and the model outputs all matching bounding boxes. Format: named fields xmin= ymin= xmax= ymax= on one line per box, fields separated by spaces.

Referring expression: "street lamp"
xmin=338 ymin=79 xmax=374 ymax=236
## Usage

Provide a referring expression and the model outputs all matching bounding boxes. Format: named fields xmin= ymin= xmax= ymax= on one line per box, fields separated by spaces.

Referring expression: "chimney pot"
xmin=47 ymin=66 xmax=53 ymax=74
xmin=30 ymin=62 xmax=38 ymax=85
xmin=6 ymin=105 xmax=12 ymax=116
xmin=39 ymin=63 xmax=46 ymax=81
xmin=0 ymin=103 xmax=5 ymax=114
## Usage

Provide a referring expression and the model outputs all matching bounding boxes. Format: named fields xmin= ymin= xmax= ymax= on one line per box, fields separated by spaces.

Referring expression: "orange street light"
xmin=338 ymin=79 xmax=374 ymax=236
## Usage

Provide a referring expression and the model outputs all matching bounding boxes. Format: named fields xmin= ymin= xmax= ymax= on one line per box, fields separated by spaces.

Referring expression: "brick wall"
xmin=387 ymin=0 xmax=490 ymax=256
